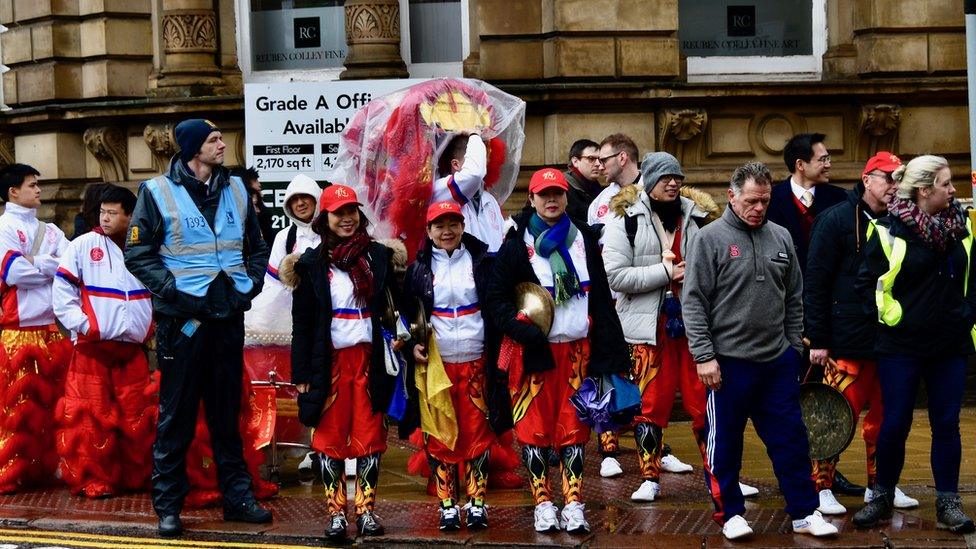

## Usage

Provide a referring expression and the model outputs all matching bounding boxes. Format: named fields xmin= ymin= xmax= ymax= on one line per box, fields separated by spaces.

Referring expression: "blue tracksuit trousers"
xmin=703 ymin=347 xmax=819 ymax=524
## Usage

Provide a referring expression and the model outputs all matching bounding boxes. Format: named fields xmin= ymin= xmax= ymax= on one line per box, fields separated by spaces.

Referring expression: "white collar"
xmin=789 ymin=177 xmax=815 ymax=202
xmin=432 ymin=243 xmax=467 ymax=263
xmin=4 ymin=202 xmax=37 ymax=220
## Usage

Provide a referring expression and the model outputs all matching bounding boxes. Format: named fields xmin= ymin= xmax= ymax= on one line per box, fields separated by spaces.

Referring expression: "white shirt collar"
xmin=431 ymin=243 xmax=467 ymax=263
xmin=4 ymin=202 xmax=36 ymax=220
xmin=789 ymin=176 xmax=815 ymax=202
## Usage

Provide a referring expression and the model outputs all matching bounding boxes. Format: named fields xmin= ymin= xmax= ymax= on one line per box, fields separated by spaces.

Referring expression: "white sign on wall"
xmin=244 ymin=79 xmax=426 ymax=231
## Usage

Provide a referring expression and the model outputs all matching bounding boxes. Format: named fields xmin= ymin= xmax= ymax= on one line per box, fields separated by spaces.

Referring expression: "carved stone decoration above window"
xmin=84 ymin=127 xmax=129 ymax=183
xmin=346 ymin=2 xmax=401 ymax=42
xmin=162 ymin=11 xmax=218 ymax=53
xmin=0 ymin=133 xmax=14 ymax=168
xmin=861 ymin=104 xmax=901 ymax=137
xmin=143 ymin=124 xmax=178 ymax=174
xmin=659 ymin=108 xmax=708 ymax=164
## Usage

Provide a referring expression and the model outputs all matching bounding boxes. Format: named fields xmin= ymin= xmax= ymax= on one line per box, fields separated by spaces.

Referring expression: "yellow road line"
xmin=0 ymin=527 xmax=327 ymax=549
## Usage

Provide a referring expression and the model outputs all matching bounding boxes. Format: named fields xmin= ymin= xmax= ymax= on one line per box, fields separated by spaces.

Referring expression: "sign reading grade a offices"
xmin=244 ymin=79 xmax=426 ymax=232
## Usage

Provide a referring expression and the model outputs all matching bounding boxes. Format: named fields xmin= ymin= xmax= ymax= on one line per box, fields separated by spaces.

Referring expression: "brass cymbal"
xmin=408 ymin=297 xmax=430 ymax=344
xmin=515 ymin=282 xmax=555 ymax=336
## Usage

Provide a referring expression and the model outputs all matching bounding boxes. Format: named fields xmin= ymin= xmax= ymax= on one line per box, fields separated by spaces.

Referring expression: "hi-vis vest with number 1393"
xmin=144 ymin=175 xmax=254 ymax=298
xmin=867 ymin=218 xmax=976 ymax=345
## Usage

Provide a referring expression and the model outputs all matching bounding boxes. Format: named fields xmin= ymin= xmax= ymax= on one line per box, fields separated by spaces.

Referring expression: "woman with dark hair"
xmin=289 ymin=185 xmax=401 ymax=542
xmin=72 ymin=182 xmax=111 ymax=239
xmin=853 ymin=155 xmax=976 ymax=533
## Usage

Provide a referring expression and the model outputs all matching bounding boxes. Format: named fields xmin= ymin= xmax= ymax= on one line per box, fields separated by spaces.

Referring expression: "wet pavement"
xmin=0 ymin=409 xmax=975 ymax=547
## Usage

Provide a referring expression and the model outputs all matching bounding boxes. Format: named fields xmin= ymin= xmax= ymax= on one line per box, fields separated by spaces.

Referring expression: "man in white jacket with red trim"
xmin=433 ymin=133 xmax=505 ymax=253
xmin=0 ymin=163 xmax=71 ymax=493
xmin=53 ymin=184 xmax=156 ymax=498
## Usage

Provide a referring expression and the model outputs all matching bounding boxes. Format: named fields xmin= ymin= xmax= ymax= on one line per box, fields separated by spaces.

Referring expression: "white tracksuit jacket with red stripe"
xmin=53 ymin=230 xmax=152 ymax=344
xmin=0 ymin=203 xmax=69 ymax=329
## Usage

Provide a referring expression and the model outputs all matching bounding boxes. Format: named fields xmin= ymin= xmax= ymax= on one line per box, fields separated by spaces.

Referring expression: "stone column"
xmin=340 ymin=0 xmax=408 ymax=80
xmin=150 ymin=0 xmax=225 ymax=96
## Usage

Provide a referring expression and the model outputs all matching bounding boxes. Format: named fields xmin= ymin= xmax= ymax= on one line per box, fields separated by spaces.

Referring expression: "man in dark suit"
xmin=767 ymin=133 xmax=847 ymax=271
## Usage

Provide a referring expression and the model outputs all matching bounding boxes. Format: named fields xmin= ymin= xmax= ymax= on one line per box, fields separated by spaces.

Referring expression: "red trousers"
xmin=631 ymin=320 xmax=706 ymax=432
xmin=511 ymin=339 xmax=590 ymax=449
xmin=56 ymin=341 xmax=156 ymax=497
xmin=426 ymin=357 xmax=494 ymax=464
xmin=0 ymin=326 xmax=70 ymax=493
xmin=312 ymin=343 xmax=387 ymax=459
xmin=813 ymin=358 xmax=882 ymax=490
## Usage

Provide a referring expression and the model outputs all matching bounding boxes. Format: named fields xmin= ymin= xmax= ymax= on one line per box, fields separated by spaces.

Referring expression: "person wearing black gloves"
xmin=124 ymin=119 xmax=271 ymax=538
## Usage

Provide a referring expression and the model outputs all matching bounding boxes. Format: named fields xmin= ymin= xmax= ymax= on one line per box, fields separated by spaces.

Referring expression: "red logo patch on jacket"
xmin=16 ymin=230 xmax=25 ymax=244
xmin=526 ymin=245 xmax=534 ymax=259
xmin=729 ymin=244 xmax=740 ymax=258
xmin=90 ymin=247 xmax=104 ymax=262
xmin=597 ymin=204 xmax=609 ymax=218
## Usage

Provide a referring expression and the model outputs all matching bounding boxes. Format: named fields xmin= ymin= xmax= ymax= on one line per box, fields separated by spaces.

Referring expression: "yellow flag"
xmin=415 ymin=334 xmax=458 ymax=450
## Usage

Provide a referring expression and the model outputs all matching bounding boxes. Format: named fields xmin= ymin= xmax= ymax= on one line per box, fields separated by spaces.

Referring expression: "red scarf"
xmin=328 ymin=230 xmax=374 ymax=307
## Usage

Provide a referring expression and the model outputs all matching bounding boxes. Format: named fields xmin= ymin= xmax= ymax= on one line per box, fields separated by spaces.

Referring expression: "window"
xmin=400 ymin=0 xmax=468 ymax=77
xmin=679 ymin=0 xmax=826 ymax=82
xmin=239 ymin=0 xmax=347 ymax=82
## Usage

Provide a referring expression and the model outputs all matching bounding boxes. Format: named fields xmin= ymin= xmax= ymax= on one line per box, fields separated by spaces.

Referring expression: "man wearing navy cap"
xmin=125 ymin=119 xmax=271 ymax=537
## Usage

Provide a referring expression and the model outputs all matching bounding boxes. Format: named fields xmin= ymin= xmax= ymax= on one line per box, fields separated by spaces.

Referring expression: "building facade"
xmin=0 ymin=0 xmax=967 ymax=229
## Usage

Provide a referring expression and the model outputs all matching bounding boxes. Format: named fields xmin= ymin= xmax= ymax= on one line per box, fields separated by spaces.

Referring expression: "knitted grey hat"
xmin=640 ymin=152 xmax=684 ymax=190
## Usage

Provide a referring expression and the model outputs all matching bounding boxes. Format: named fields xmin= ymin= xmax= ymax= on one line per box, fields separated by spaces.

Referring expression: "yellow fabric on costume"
xmin=416 ymin=334 xmax=458 ymax=450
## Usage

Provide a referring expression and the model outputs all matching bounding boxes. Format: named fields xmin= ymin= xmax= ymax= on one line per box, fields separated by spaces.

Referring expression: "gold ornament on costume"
xmin=419 ymin=91 xmax=491 ymax=132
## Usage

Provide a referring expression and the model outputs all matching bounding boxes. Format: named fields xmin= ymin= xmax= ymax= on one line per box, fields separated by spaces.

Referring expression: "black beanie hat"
xmin=175 ymin=119 xmax=220 ymax=163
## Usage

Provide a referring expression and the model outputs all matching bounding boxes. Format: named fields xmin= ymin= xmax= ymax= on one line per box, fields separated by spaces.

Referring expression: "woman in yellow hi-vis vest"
xmin=853 ymin=155 xmax=976 ymax=533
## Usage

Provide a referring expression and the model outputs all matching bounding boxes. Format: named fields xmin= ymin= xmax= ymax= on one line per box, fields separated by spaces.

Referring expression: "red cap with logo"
xmin=528 ymin=168 xmax=569 ymax=194
xmin=426 ymin=200 xmax=464 ymax=224
xmin=862 ymin=151 xmax=902 ymax=175
xmin=319 ymin=184 xmax=362 ymax=213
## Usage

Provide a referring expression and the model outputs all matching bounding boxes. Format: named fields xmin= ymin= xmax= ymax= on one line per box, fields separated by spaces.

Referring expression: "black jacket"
xmin=124 ymin=157 xmax=270 ymax=319
xmin=486 ymin=208 xmax=630 ymax=376
xmin=400 ymin=233 xmax=511 ymax=434
xmin=856 ymin=215 xmax=976 ymax=358
xmin=564 ymin=169 xmax=601 ymax=227
xmin=766 ymin=178 xmax=847 ymax=271
xmin=804 ymin=183 xmax=882 ymax=360
xmin=290 ymin=241 xmax=400 ymax=427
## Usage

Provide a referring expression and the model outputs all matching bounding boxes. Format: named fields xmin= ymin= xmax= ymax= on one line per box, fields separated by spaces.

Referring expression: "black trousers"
xmin=151 ymin=313 xmax=252 ymax=516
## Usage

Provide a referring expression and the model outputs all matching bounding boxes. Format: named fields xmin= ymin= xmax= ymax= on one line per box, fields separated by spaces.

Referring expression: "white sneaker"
xmin=533 ymin=501 xmax=559 ymax=533
xmin=661 ymin=453 xmax=694 ymax=473
xmin=739 ymin=482 xmax=759 ymax=497
xmin=631 ymin=480 xmax=660 ymax=502
xmin=722 ymin=514 xmax=753 ymax=540
xmin=344 ymin=458 xmax=357 ymax=477
xmin=559 ymin=501 xmax=590 ymax=534
xmin=600 ymin=456 xmax=623 ymax=478
xmin=817 ymin=489 xmax=847 ymax=515
xmin=792 ymin=510 xmax=838 ymax=537
xmin=862 ymin=486 xmax=918 ymax=508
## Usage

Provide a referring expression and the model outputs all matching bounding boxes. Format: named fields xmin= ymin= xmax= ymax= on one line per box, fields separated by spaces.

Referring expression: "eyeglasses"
xmin=867 ymin=171 xmax=894 ymax=183
xmin=579 ymin=155 xmax=601 ymax=164
xmin=597 ymin=151 xmax=622 ymax=165
xmin=658 ymin=176 xmax=684 ymax=185
xmin=815 ymin=154 xmax=831 ymax=164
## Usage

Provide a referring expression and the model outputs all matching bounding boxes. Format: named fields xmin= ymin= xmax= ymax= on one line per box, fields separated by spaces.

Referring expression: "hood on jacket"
xmin=610 ymin=183 xmax=719 ymax=223
xmin=640 ymin=152 xmax=684 ymax=191
xmin=283 ymin=174 xmax=322 ymax=228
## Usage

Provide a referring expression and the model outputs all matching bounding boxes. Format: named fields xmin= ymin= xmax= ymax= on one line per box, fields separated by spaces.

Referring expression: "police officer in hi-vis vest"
xmin=124 ymin=119 xmax=272 ymax=538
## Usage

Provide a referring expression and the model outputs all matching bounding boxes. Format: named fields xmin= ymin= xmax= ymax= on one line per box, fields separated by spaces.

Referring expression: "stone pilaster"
xmin=340 ymin=0 xmax=408 ymax=80
xmin=150 ymin=0 xmax=228 ymax=96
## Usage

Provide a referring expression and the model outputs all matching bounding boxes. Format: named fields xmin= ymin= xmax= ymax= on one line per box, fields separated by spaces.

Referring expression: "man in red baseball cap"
xmin=804 ymin=150 xmax=918 ymax=516
xmin=486 ymin=167 xmax=629 ymax=535
xmin=400 ymin=199 xmax=501 ymax=531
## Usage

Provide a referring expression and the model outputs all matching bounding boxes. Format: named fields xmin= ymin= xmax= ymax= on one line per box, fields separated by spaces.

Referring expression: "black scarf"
xmin=649 ymin=197 xmax=682 ymax=233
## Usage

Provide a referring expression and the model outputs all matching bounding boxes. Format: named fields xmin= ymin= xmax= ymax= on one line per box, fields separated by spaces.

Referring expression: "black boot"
xmin=936 ymin=494 xmax=975 ymax=534
xmin=158 ymin=514 xmax=183 ymax=538
xmin=223 ymin=500 xmax=273 ymax=523
xmin=832 ymin=470 xmax=866 ymax=496
xmin=852 ymin=487 xmax=893 ymax=527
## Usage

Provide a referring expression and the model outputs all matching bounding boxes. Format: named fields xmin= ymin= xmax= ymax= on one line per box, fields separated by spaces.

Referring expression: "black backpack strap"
xmin=285 ymin=224 xmax=298 ymax=254
xmin=624 ymin=214 xmax=638 ymax=249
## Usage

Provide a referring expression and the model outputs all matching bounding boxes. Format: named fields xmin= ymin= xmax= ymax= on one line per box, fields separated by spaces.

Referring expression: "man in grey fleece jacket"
xmin=682 ymin=162 xmax=837 ymax=541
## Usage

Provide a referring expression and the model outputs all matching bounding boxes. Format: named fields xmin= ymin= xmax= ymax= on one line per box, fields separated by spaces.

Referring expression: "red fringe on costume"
xmin=0 ymin=329 xmax=71 ymax=493
xmin=407 ymin=429 xmax=523 ymax=495
xmin=55 ymin=343 xmax=158 ymax=498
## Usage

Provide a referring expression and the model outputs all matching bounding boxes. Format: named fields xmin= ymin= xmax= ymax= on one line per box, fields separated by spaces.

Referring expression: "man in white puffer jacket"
xmin=601 ymin=152 xmax=727 ymax=503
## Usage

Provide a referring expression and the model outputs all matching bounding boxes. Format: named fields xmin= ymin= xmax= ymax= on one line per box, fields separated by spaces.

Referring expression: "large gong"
xmin=799 ymin=382 xmax=857 ymax=461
